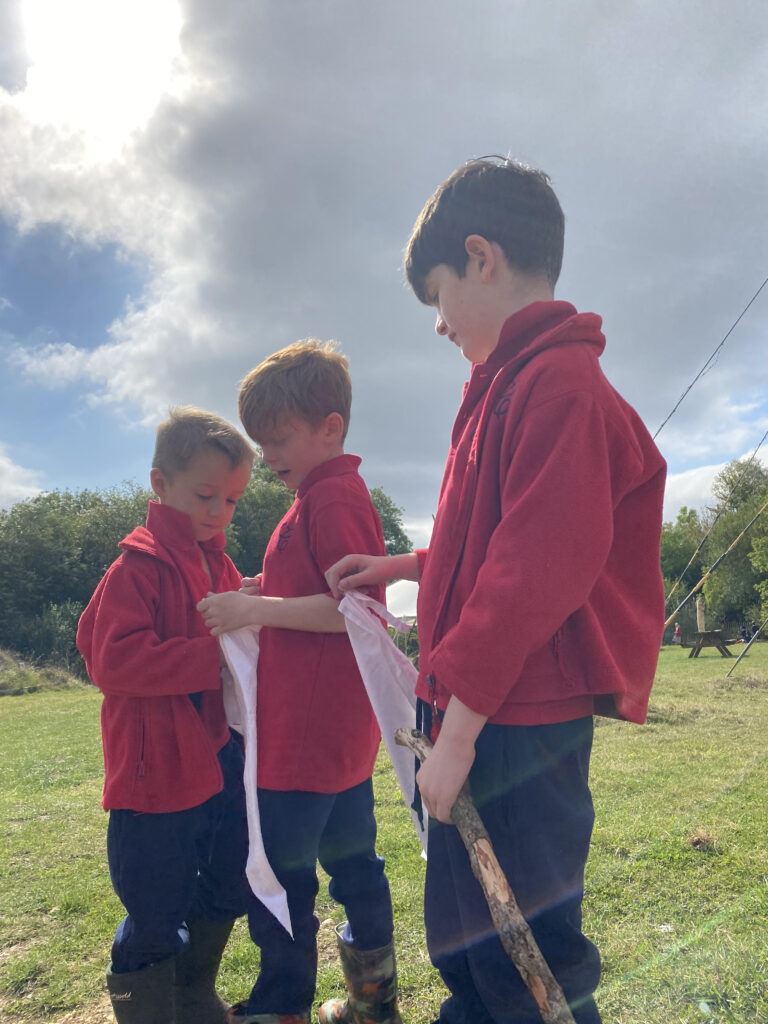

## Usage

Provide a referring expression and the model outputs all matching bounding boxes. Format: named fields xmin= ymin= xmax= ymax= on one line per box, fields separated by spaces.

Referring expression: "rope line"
xmin=653 ymin=275 xmax=768 ymax=441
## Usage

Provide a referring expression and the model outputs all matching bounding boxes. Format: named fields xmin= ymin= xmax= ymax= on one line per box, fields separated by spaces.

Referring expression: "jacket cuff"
xmin=415 ymin=548 xmax=428 ymax=580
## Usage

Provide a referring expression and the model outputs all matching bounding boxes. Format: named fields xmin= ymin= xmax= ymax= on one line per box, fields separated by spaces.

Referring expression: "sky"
xmin=1 ymin=0 xmax=767 ymax=547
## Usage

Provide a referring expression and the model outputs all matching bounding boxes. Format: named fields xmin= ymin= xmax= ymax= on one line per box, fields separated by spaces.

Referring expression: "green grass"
xmin=1 ymin=645 xmax=767 ymax=1022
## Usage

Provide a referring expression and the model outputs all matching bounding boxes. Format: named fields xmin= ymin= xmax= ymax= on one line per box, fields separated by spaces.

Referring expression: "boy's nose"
xmin=435 ymin=314 xmax=448 ymax=336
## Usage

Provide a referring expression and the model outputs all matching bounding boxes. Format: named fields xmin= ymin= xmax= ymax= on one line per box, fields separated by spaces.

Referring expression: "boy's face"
xmin=423 ymin=261 xmax=504 ymax=366
xmin=257 ymin=416 xmax=342 ymax=492
xmin=150 ymin=447 xmax=251 ymax=543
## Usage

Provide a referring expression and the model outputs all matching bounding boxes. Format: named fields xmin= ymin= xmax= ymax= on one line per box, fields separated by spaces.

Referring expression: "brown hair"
xmin=238 ymin=339 xmax=352 ymax=441
xmin=152 ymin=406 xmax=255 ymax=477
xmin=405 ymin=156 xmax=565 ymax=302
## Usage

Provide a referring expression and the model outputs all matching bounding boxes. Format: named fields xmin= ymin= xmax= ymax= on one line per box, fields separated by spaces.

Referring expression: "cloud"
xmin=0 ymin=445 xmax=43 ymax=509
xmin=0 ymin=0 xmax=26 ymax=93
xmin=663 ymin=463 xmax=724 ymax=523
xmin=10 ymin=340 xmax=92 ymax=386
xmin=1 ymin=0 xmax=767 ymax=524
xmin=663 ymin=450 xmax=768 ymax=523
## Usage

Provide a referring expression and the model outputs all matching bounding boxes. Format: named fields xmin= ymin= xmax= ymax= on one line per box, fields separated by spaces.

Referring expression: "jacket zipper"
xmin=137 ymin=716 xmax=146 ymax=779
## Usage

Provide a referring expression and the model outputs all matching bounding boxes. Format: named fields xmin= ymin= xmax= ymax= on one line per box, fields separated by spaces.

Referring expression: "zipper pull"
xmin=427 ymin=674 xmax=441 ymax=743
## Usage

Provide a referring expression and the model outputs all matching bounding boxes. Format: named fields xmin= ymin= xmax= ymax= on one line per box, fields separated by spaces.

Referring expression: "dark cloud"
xmin=3 ymin=0 xmax=768 ymax=531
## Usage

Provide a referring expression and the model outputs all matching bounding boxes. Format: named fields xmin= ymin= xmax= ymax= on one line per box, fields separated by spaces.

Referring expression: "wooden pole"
xmin=395 ymin=727 xmax=577 ymax=1024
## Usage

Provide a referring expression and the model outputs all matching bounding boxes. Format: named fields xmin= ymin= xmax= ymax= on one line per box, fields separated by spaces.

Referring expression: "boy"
xmin=197 ymin=340 xmax=401 ymax=1024
xmin=326 ymin=158 xmax=667 ymax=1023
xmin=76 ymin=407 xmax=254 ymax=1024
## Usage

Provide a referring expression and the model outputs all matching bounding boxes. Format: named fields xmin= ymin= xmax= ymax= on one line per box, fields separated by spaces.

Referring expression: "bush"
xmin=0 ymin=648 xmax=85 ymax=696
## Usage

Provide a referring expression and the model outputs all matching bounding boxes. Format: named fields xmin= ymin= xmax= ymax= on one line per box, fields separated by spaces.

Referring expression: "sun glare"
xmin=18 ymin=0 xmax=182 ymax=161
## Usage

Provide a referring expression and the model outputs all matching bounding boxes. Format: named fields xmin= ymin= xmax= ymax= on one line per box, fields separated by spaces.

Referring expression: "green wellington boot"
xmin=106 ymin=957 xmax=175 ymax=1024
xmin=317 ymin=923 xmax=403 ymax=1024
xmin=175 ymin=915 xmax=237 ymax=1024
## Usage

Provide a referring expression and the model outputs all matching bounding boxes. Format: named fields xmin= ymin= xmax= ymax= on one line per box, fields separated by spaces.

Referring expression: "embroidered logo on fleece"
xmin=494 ymin=383 xmax=516 ymax=418
xmin=276 ymin=523 xmax=294 ymax=551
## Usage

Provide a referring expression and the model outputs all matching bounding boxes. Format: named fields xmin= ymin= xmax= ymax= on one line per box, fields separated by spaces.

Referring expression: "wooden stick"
xmin=395 ymin=727 xmax=577 ymax=1024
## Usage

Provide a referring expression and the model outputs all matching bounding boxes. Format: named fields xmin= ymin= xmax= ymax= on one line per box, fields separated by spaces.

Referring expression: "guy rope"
xmin=725 ymin=612 xmax=768 ymax=678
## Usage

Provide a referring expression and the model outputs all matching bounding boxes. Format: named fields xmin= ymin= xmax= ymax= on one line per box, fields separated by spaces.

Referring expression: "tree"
xmin=369 ymin=487 xmax=413 ymax=556
xmin=0 ymin=467 xmax=411 ymax=667
xmin=701 ymin=459 xmax=768 ymax=622
xmin=711 ymin=458 xmax=768 ymax=511
xmin=227 ymin=464 xmax=293 ymax=575
xmin=0 ymin=484 xmax=150 ymax=667
xmin=660 ymin=506 xmax=706 ymax=599
xmin=749 ymin=536 xmax=768 ymax=617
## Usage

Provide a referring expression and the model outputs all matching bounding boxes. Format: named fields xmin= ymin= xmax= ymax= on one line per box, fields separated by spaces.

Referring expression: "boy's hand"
xmin=197 ymin=591 xmax=258 ymax=636
xmin=325 ymin=552 xmax=419 ymax=598
xmin=416 ymin=733 xmax=475 ymax=823
xmin=240 ymin=574 xmax=262 ymax=596
xmin=417 ymin=695 xmax=488 ymax=823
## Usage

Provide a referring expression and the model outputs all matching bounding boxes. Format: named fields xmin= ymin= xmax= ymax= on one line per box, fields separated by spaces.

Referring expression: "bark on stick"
xmin=395 ymin=727 xmax=577 ymax=1024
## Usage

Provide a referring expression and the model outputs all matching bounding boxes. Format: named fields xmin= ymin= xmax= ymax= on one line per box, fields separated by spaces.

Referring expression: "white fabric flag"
xmin=338 ymin=591 xmax=428 ymax=853
xmin=219 ymin=628 xmax=293 ymax=937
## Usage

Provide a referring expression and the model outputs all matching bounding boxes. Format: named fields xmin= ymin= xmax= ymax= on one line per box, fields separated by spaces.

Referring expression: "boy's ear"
xmin=464 ymin=234 xmax=496 ymax=280
xmin=149 ymin=468 xmax=167 ymax=500
xmin=323 ymin=412 xmax=345 ymax=443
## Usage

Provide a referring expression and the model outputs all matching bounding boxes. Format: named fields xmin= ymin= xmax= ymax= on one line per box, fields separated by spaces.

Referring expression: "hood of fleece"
xmin=490 ymin=301 xmax=605 ymax=377
xmin=453 ymin=301 xmax=606 ymax=453
xmin=117 ymin=502 xmax=225 ymax=567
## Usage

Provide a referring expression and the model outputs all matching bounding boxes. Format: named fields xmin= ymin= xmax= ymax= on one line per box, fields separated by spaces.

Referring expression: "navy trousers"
xmin=107 ymin=733 xmax=249 ymax=973
xmin=244 ymin=777 xmax=393 ymax=1015
xmin=424 ymin=714 xmax=602 ymax=1024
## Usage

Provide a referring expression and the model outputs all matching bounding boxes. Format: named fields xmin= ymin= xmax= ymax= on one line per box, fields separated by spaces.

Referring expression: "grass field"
xmin=1 ymin=643 xmax=767 ymax=1023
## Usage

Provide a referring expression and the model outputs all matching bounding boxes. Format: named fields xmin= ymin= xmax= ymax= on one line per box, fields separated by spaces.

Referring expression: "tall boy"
xmin=77 ymin=407 xmax=254 ymax=1024
xmin=326 ymin=158 xmax=667 ymax=1023
xmin=197 ymin=340 xmax=401 ymax=1024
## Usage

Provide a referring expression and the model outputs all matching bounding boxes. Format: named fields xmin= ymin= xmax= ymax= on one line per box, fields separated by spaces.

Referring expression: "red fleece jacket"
xmin=256 ymin=454 xmax=386 ymax=792
xmin=76 ymin=501 xmax=240 ymax=812
xmin=415 ymin=301 xmax=666 ymax=725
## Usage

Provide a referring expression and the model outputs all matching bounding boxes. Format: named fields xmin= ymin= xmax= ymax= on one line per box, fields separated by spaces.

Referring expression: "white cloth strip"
xmin=219 ymin=628 xmax=293 ymax=937
xmin=338 ymin=591 xmax=428 ymax=854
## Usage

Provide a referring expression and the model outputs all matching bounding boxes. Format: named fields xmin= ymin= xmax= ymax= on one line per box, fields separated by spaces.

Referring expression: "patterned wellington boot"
xmin=224 ymin=1004 xmax=311 ymax=1023
xmin=317 ymin=923 xmax=403 ymax=1024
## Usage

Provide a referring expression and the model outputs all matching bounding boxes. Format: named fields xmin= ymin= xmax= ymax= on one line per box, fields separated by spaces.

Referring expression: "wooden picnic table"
xmin=688 ymin=629 xmax=737 ymax=658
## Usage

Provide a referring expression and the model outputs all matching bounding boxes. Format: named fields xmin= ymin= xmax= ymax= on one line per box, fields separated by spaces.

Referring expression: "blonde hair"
xmin=152 ymin=406 xmax=255 ymax=477
xmin=238 ymin=339 xmax=352 ymax=441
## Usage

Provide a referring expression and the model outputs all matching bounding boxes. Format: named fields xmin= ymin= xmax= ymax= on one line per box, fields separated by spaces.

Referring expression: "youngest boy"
xmin=77 ymin=407 xmax=254 ymax=1024
xmin=198 ymin=340 xmax=401 ymax=1024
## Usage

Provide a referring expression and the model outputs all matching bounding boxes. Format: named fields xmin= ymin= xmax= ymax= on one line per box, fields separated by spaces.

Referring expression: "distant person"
xmin=198 ymin=341 xmax=401 ymax=1024
xmin=751 ymin=620 xmax=759 ymax=636
xmin=326 ymin=157 xmax=666 ymax=1024
xmin=77 ymin=408 xmax=254 ymax=1024
xmin=673 ymin=622 xmax=683 ymax=644
xmin=740 ymin=626 xmax=751 ymax=643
